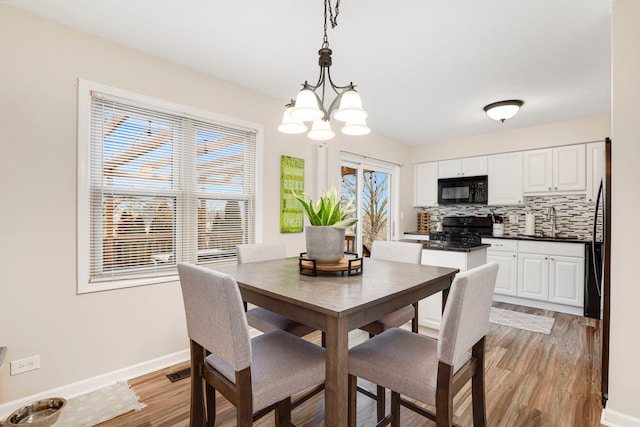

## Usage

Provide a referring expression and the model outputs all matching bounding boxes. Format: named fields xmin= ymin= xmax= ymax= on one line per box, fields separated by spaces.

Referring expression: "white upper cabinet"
xmin=413 ymin=162 xmax=438 ymax=207
xmin=585 ymin=141 xmax=605 ymax=204
xmin=438 ymin=155 xmax=487 ymax=178
xmin=523 ymin=145 xmax=585 ymax=193
xmin=488 ymin=152 xmax=523 ymax=205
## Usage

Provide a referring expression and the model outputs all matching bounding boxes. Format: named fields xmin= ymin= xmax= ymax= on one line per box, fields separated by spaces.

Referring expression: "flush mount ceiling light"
xmin=278 ymin=0 xmax=370 ymax=140
xmin=483 ymin=100 xmax=524 ymax=123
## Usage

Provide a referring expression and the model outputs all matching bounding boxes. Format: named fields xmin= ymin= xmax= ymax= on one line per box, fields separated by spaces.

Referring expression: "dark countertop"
xmin=404 ymin=231 xmax=589 ymax=244
xmin=401 ymin=239 xmax=491 ymax=253
xmin=482 ymin=234 xmax=588 ymax=244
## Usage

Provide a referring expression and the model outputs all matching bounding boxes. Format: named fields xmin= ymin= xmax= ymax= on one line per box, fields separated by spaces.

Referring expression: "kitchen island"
xmin=402 ymin=237 xmax=490 ymax=333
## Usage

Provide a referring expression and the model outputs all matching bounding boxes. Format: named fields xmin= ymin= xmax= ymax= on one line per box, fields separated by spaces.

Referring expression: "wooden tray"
xmin=298 ymin=253 xmax=363 ymax=276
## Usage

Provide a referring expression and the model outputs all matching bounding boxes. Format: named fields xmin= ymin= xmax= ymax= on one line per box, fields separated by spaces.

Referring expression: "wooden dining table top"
xmin=211 ymin=256 xmax=459 ymax=425
xmin=212 ymin=256 xmax=459 ymax=321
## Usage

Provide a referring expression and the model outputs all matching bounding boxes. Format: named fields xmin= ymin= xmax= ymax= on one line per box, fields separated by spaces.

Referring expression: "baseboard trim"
xmin=0 ymin=349 xmax=189 ymax=419
xmin=601 ymin=406 xmax=640 ymax=427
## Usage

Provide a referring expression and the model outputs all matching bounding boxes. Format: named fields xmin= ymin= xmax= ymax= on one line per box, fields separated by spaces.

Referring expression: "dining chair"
xmin=177 ymin=263 xmax=326 ymax=427
xmin=357 ymin=240 xmax=423 ymax=420
xmin=236 ymin=243 xmax=316 ymax=337
xmin=347 ymin=262 xmax=499 ymax=427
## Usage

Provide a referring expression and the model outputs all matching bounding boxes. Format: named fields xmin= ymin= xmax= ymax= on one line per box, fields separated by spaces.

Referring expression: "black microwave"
xmin=437 ymin=175 xmax=488 ymax=205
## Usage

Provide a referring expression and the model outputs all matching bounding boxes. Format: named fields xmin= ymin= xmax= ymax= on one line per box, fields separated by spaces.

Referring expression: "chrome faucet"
xmin=546 ymin=207 xmax=559 ymax=237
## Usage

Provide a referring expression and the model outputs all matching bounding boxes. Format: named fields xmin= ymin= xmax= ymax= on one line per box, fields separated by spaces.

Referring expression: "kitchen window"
xmin=77 ymin=80 xmax=262 ymax=293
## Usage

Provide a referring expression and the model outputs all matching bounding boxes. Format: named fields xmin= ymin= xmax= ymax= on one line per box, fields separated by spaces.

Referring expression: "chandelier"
xmin=278 ymin=0 xmax=370 ymax=141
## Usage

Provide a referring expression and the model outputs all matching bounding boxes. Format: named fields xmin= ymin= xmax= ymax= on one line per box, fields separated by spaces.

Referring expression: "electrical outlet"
xmin=10 ymin=355 xmax=40 ymax=375
xmin=509 ymin=214 xmax=518 ymax=224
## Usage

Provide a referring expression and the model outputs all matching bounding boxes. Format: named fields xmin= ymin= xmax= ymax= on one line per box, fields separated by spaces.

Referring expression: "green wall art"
xmin=280 ymin=155 xmax=305 ymax=232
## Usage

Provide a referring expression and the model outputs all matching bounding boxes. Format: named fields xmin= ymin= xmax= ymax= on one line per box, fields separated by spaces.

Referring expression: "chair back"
xmin=370 ymin=240 xmax=423 ymax=264
xmin=177 ymin=263 xmax=252 ymax=372
xmin=237 ymin=242 xmax=287 ymax=264
xmin=437 ymin=262 xmax=499 ymax=367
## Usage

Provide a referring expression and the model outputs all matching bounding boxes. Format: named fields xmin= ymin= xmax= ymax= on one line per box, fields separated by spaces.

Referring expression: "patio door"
xmin=340 ymin=154 xmax=399 ymax=256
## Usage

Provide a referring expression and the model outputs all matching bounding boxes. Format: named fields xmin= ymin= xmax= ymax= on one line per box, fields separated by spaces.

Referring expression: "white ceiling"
xmin=4 ymin=0 xmax=612 ymax=145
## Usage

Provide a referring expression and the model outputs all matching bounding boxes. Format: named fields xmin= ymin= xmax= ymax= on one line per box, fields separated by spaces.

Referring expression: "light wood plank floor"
xmin=98 ymin=302 xmax=605 ymax=427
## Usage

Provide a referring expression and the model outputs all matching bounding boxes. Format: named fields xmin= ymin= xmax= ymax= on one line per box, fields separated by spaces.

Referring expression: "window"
xmin=77 ymin=80 xmax=262 ymax=293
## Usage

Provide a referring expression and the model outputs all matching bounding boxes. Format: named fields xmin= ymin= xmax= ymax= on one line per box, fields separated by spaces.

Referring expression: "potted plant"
xmin=292 ymin=183 xmax=358 ymax=263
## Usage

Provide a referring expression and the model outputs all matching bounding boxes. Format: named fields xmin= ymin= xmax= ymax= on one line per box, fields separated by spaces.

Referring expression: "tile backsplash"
xmin=420 ymin=194 xmax=603 ymax=241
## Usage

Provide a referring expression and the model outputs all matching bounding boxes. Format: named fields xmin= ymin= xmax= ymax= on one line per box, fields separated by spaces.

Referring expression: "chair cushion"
xmin=246 ymin=307 xmax=316 ymax=337
xmin=206 ymin=330 xmax=325 ymax=412
xmin=359 ymin=304 xmax=414 ymax=336
xmin=349 ymin=328 xmax=470 ymax=406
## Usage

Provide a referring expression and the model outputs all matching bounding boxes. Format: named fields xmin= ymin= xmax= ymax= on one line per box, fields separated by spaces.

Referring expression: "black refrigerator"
xmin=586 ymin=138 xmax=611 ymax=406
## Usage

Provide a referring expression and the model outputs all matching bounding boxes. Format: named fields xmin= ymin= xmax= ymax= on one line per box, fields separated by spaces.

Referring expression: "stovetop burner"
xmin=430 ymin=216 xmax=494 ymax=247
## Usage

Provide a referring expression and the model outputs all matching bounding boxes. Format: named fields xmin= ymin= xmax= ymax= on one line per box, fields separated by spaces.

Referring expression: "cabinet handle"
xmin=545 ymin=256 xmax=548 ymax=260
xmin=513 ymin=254 xmax=516 ymax=258
xmin=548 ymin=187 xmax=552 ymax=190
xmin=554 ymin=187 xmax=558 ymax=190
xmin=550 ymin=257 xmax=555 ymax=261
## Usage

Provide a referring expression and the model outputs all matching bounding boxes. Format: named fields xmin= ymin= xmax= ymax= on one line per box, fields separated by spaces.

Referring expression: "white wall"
xmin=411 ymin=114 xmax=610 ymax=163
xmin=605 ymin=0 xmax=640 ymax=425
xmin=0 ymin=5 xmax=412 ymax=406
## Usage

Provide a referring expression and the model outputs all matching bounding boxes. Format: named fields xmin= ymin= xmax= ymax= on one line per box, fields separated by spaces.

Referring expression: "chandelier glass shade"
xmin=279 ymin=0 xmax=369 ymax=141
xmin=483 ymin=100 xmax=524 ymax=122
xmin=277 ymin=105 xmax=308 ymax=134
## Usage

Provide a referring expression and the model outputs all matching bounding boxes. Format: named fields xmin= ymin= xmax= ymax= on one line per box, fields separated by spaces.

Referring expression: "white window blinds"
xmin=82 ymin=88 xmax=257 ymax=290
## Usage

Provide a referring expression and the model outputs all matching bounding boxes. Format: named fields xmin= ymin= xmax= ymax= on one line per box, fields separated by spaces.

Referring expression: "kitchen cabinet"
xmin=517 ymin=241 xmax=584 ymax=308
xmin=483 ymin=238 xmax=518 ymax=296
xmin=413 ymin=161 xmax=438 ymax=207
xmin=418 ymin=247 xmax=487 ymax=332
xmin=487 ymin=152 xmax=523 ymax=205
xmin=438 ymin=155 xmax=487 ymax=178
xmin=523 ymin=145 xmax=585 ymax=193
xmin=585 ymin=141 xmax=605 ymax=203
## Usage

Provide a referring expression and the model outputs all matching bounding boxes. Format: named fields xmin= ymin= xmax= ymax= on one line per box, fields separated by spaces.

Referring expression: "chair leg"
xmin=205 ymin=382 xmax=216 ymax=427
xmin=348 ymin=374 xmax=358 ymax=427
xmin=471 ymin=338 xmax=487 ymax=427
xmin=236 ymin=368 xmax=253 ymax=427
xmin=275 ymin=397 xmax=292 ymax=427
xmin=436 ymin=362 xmax=454 ymax=427
xmin=376 ymin=385 xmax=386 ymax=421
xmin=189 ymin=341 xmax=206 ymax=427
xmin=390 ymin=391 xmax=401 ymax=427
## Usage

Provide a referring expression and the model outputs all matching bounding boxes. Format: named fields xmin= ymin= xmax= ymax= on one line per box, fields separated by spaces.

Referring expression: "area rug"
xmin=489 ymin=307 xmax=555 ymax=334
xmin=53 ymin=382 xmax=145 ymax=426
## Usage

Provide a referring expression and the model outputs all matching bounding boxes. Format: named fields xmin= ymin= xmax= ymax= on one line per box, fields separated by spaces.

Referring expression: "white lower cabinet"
xmin=517 ymin=241 xmax=584 ymax=309
xmin=482 ymin=238 xmax=586 ymax=315
xmin=483 ymin=238 xmax=518 ymax=297
xmin=549 ymin=255 xmax=585 ymax=306
xmin=518 ymin=253 xmax=550 ymax=301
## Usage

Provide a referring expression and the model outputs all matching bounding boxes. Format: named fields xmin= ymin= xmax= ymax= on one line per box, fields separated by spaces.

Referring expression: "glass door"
xmin=340 ymin=156 xmax=397 ymax=257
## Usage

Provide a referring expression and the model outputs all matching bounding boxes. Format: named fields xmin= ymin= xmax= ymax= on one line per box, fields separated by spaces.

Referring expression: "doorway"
xmin=340 ymin=155 xmax=399 ymax=256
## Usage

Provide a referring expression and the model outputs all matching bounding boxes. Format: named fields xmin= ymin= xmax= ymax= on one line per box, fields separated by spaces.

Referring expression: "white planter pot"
xmin=305 ymin=226 xmax=345 ymax=264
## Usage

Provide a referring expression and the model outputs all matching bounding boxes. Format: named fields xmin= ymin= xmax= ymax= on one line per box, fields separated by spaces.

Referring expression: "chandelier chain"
xmin=324 ymin=0 xmax=340 ymax=44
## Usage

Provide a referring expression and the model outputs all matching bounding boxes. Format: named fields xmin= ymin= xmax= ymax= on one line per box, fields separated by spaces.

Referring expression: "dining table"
xmin=212 ymin=256 xmax=459 ymax=426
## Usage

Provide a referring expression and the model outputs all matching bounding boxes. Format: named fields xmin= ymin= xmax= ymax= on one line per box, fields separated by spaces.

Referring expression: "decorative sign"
xmin=280 ymin=156 xmax=305 ymax=233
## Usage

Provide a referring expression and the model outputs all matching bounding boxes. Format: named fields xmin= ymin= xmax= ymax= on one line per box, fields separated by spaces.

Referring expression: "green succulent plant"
xmin=291 ymin=183 xmax=358 ymax=229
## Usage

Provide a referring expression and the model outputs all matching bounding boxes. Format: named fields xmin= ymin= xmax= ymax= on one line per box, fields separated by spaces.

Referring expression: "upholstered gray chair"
xmin=357 ymin=240 xmax=423 ymax=420
xmin=237 ymin=243 xmax=316 ymax=337
xmin=360 ymin=240 xmax=423 ymax=335
xmin=348 ymin=262 xmax=499 ymax=427
xmin=177 ymin=263 xmax=326 ymax=427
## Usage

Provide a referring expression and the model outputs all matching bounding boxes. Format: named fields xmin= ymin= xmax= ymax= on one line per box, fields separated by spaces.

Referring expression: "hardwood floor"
xmin=98 ymin=302 xmax=605 ymax=427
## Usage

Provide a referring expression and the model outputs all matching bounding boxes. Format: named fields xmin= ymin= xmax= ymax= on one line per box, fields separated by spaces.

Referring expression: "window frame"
xmin=77 ymin=79 xmax=263 ymax=293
